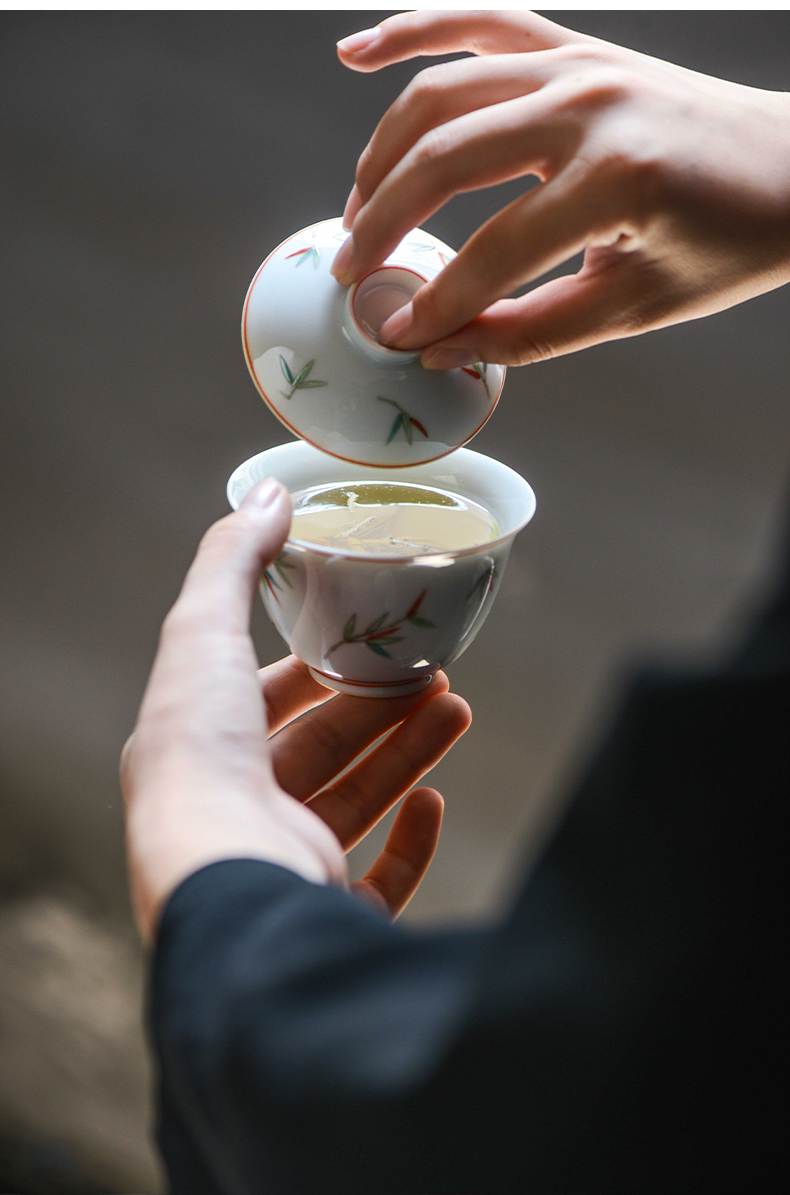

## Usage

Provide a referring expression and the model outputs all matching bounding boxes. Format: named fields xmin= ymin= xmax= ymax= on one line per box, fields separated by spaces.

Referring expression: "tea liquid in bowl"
xmin=289 ymin=481 xmax=498 ymax=556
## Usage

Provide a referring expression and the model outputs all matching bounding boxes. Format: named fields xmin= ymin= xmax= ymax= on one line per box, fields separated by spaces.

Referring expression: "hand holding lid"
xmin=242 ymin=218 xmax=505 ymax=468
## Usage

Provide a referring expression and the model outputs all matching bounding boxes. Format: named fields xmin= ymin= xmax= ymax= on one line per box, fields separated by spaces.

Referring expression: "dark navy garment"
xmin=150 ymin=550 xmax=788 ymax=1194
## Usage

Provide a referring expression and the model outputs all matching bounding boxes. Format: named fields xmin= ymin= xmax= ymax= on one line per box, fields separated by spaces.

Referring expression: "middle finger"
xmin=270 ymin=671 xmax=450 ymax=801
xmin=353 ymin=51 xmax=565 ymax=211
xmin=334 ymin=85 xmax=582 ymax=287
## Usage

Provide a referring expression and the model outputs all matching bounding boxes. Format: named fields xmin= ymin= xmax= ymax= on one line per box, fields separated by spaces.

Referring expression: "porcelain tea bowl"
xmin=242 ymin=217 xmax=505 ymax=469
xmin=227 ymin=440 xmax=536 ymax=697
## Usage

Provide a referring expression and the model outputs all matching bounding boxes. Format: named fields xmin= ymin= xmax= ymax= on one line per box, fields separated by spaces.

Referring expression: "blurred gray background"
xmin=1 ymin=9 xmax=789 ymax=1193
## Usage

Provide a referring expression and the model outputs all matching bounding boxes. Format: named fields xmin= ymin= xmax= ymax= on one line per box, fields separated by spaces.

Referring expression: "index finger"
xmin=337 ymin=10 xmax=589 ymax=72
xmin=380 ymin=165 xmax=624 ymax=353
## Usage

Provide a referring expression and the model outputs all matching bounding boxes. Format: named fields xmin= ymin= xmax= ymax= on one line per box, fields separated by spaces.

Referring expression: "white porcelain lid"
xmin=242 ymin=217 xmax=505 ymax=468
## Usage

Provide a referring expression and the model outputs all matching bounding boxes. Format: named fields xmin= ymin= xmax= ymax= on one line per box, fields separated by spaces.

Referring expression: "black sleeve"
xmin=151 ymin=860 xmax=489 ymax=1195
xmin=151 ymin=595 xmax=787 ymax=1194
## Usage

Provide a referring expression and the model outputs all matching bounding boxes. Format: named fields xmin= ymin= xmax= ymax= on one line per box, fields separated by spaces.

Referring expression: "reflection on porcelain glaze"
xmin=467 ymin=562 xmax=498 ymax=602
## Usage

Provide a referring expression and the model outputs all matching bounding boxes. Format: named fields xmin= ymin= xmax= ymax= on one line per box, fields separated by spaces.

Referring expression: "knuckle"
xmin=468 ymin=221 xmax=518 ymax=286
xmin=593 ymin=138 xmax=671 ymax=212
xmin=405 ymin=63 xmax=447 ymax=106
xmin=196 ymin=513 xmax=232 ymax=557
xmin=334 ymin=771 xmax=370 ymax=815
xmin=556 ymin=41 xmax=628 ymax=70
xmin=562 ymin=65 xmax=634 ymax=111
xmin=196 ymin=509 xmax=260 ymax=564
xmin=411 ymin=278 xmax=452 ymax=328
xmin=159 ymin=603 xmax=197 ymax=648
xmin=513 ymin=334 xmax=558 ymax=366
xmin=411 ymin=125 xmax=453 ymax=175
xmin=355 ymin=141 xmax=375 ymax=194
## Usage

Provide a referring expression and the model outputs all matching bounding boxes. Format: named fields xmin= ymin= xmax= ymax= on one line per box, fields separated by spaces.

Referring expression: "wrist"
xmin=126 ymin=782 xmax=346 ymax=940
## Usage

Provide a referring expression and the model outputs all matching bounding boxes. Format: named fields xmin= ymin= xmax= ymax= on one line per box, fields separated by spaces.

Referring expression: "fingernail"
xmin=422 ymin=347 xmax=477 ymax=370
xmin=379 ymin=302 xmax=414 ymax=346
xmin=342 ymin=184 xmax=362 ymax=231
xmin=331 ymin=234 xmax=355 ymax=284
xmin=247 ymin=477 xmax=283 ymax=508
xmin=337 ymin=27 xmax=380 ymax=55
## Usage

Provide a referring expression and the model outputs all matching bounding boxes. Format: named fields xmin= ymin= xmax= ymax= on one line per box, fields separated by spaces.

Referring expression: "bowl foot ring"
xmin=307 ymin=666 xmax=434 ymax=699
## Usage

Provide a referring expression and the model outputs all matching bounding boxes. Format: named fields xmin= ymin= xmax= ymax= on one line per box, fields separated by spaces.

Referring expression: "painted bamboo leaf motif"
xmin=377 ymin=396 xmax=429 ymax=446
xmin=273 ymin=552 xmax=295 ymax=588
xmin=328 ymin=589 xmax=435 ymax=658
xmin=279 ymin=355 xmax=328 ymax=399
xmin=461 ymin=360 xmax=492 ymax=398
xmin=386 ymin=414 xmax=404 ymax=444
xmin=262 ymin=551 xmax=295 ymax=604
xmin=406 ymin=589 xmax=435 ymax=628
xmin=285 ymin=245 xmax=320 ymax=268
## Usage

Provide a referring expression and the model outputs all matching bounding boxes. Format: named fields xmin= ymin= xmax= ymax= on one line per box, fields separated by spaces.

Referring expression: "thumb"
xmin=173 ymin=478 xmax=292 ymax=636
xmin=420 ymin=264 xmax=657 ymax=368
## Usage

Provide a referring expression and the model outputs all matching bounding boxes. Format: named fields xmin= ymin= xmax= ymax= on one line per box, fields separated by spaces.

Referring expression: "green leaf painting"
xmin=262 ymin=551 xmax=295 ymax=604
xmin=328 ymin=589 xmax=435 ymax=659
xmin=461 ymin=360 xmax=492 ymax=397
xmin=279 ymin=355 xmax=328 ymax=399
xmin=285 ymin=245 xmax=320 ymax=268
xmin=377 ymin=396 xmax=429 ymax=447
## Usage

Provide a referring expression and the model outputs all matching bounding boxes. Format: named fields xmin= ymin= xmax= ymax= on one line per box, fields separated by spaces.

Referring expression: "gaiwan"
xmin=228 ymin=218 xmax=535 ymax=697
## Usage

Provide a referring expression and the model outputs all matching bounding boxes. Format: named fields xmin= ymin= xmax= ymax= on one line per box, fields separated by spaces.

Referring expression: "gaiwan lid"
xmin=242 ymin=217 xmax=504 ymax=468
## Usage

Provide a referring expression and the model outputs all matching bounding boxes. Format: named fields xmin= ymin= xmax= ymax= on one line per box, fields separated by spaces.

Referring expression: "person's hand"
xmin=121 ymin=478 xmax=471 ymax=941
xmin=332 ymin=10 xmax=790 ymax=367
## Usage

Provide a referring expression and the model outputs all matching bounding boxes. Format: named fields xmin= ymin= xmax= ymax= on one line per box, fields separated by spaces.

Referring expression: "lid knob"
xmin=344 ymin=267 xmax=423 ymax=365
xmin=242 ymin=217 xmax=505 ymax=468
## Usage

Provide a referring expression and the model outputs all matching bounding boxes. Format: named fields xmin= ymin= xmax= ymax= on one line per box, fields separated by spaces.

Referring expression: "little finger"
xmin=351 ymin=788 xmax=444 ymax=919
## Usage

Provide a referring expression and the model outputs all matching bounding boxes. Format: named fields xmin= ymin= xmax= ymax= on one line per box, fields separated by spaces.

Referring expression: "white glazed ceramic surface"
xmin=242 ymin=218 xmax=505 ymax=469
xmin=228 ymin=441 xmax=535 ymax=697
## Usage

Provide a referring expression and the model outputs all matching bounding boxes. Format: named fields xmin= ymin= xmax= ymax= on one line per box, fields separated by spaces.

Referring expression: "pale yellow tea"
xmin=289 ymin=481 xmax=498 ymax=556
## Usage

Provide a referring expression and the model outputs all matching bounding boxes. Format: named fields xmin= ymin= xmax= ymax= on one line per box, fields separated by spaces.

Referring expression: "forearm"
xmin=151 ymin=860 xmax=483 ymax=1192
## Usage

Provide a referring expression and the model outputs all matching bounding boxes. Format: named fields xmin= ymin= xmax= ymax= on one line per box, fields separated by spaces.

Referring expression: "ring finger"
xmin=307 ymin=692 xmax=471 ymax=850
xmin=269 ymin=672 xmax=450 ymax=801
